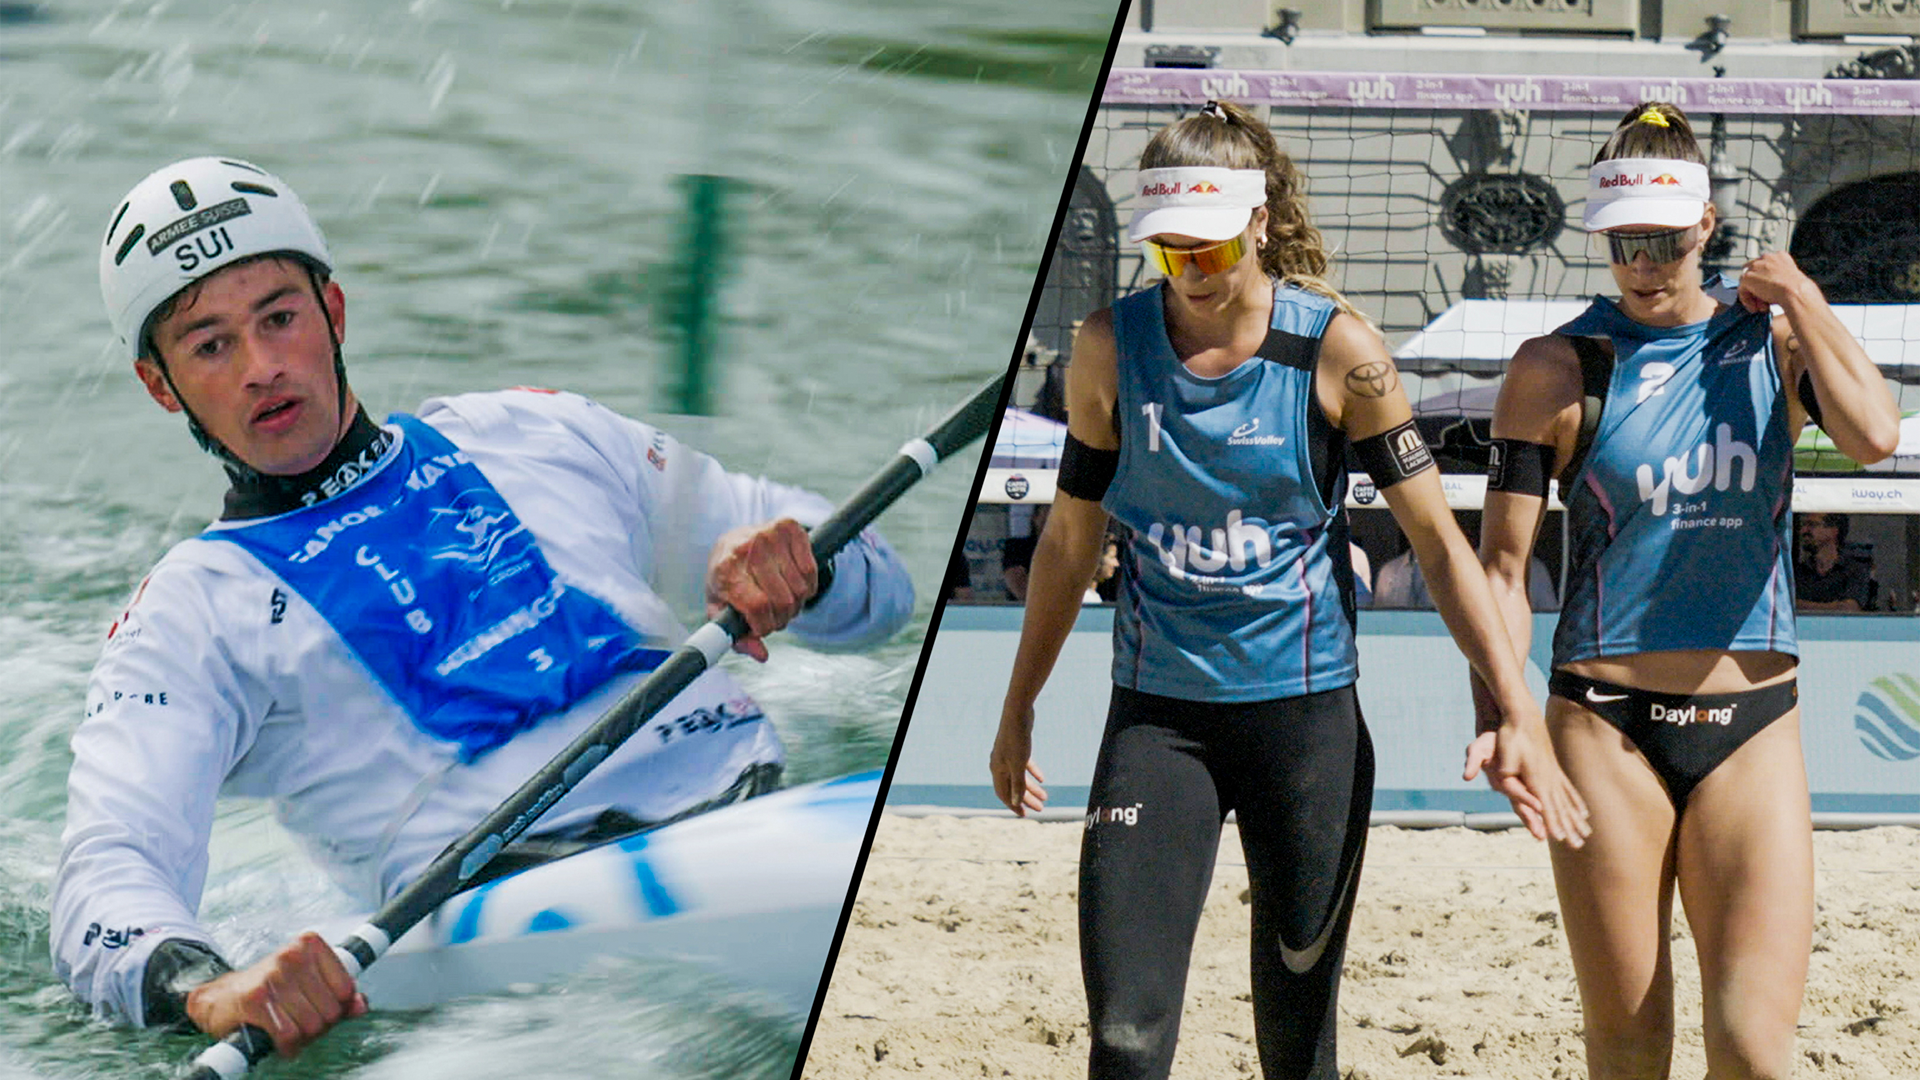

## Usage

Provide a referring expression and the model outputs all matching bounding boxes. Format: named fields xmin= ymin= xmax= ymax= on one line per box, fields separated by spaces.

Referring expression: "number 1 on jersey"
xmin=1143 ymin=402 xmax=1164 ymax=453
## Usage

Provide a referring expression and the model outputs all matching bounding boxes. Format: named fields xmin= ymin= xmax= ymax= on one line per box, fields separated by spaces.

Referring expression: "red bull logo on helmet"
xmin=1187 ymin=181 xmax=1220 ymax=195
xmin=1652 ymin=174 xmax=1681 ymax=186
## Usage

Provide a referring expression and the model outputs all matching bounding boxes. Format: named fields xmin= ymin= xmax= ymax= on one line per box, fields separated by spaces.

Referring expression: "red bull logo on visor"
xmin=1141 ymin=180 xmax=1228 ymax=198
xmin=1583 ymin=158 xmax=1710 ymax=230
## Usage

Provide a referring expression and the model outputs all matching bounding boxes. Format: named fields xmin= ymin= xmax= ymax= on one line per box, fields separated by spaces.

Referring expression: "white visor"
xmin=1126 ymin=167 xmax=1267 ymax=242
xmin=1583 ymin=158 xmax=1711 ymax=232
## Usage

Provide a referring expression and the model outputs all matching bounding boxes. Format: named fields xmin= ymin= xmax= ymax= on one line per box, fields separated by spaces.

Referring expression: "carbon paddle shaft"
xmin=182 ymin=372 xmax=1002 ymax=1080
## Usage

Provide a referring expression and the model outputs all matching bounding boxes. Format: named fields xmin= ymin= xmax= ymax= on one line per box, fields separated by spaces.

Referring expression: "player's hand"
xmin=184 ymin=932 xmax=367 ymax=1059
xmin=990 ymin=703 xmax=1048 ymax=817
xmin=1736 ymin=251 xmax=1817 ymax=313
xmin=1464 ymin=720 xmax=1591 ymax=848
xmin=707 ymin=518 xmax=816 ymax=662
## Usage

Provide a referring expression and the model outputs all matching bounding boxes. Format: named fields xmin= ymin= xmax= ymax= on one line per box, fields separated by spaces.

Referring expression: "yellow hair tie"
xmin=1637 ymin=110 xmax=1671 ymax=128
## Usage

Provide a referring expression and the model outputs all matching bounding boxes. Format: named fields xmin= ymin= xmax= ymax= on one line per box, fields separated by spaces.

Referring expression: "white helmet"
xmin=100 ymin=157 xmax=332 ymax=360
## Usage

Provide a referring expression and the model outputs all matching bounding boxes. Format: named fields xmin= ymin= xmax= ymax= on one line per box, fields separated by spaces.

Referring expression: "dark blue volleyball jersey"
xmin=1105 ymin=282 xmax=1359 ymax=702
xmin=1552 ymin=295 xmax=1797 ymax=666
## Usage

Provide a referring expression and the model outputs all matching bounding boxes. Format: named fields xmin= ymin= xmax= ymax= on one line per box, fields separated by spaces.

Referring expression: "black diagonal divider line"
xmin=788 ymin=2 xmax=1138 ymax=1076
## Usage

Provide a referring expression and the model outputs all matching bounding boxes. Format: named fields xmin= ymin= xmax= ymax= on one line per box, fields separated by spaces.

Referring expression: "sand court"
xmin=807 ymin=814 xmax=1920 ymax=1079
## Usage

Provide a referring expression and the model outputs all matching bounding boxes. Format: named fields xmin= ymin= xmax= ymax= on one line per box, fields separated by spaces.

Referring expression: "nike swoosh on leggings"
xmin=1277 ymin=829 xmax=1364 ymax=975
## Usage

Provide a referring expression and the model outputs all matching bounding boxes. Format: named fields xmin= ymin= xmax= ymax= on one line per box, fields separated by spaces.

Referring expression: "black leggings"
xmin=1079 ymin=684 xmax=1374 ymax=1080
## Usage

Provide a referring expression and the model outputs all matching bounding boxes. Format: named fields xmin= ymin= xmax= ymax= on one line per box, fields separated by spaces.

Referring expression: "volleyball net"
xmin=1026 ymin=69 xmax=1920 ymax=488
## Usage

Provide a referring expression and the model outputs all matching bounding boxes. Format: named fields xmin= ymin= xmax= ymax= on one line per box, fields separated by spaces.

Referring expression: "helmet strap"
xmin=148 ymin=354 xmax=255 ymax=479
xmin=305 ymin=264 xmax=353 ymax=436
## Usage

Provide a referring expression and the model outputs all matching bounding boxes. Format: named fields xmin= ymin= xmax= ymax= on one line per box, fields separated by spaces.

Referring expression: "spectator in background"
xmin=1092 ymin=520 xmax=1127 ymax=604
xmin=1374 ymin=545 xmax=1558 ymax=611
xmin=942 ymin=544 xmax=976 ymax=605
xmin=1350 ymin=542 xmax=1374 ymax=608
xmin=1002 ymin=503 xmax=1048 ymax=601
xmin=1032 ymin=342 xmax=1070 ymax=425
xmin=1795 ymin=511 xmax=1878 ymax=612
xmin=1012 ymin=505 xmax=1119 ymax=604
xmin=1374 ymin=513 xmax=1558 ymax=611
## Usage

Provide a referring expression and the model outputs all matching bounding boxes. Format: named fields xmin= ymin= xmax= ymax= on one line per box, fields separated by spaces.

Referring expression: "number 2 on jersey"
xmin=1636 ymin=362 xmax=1676 ymax=405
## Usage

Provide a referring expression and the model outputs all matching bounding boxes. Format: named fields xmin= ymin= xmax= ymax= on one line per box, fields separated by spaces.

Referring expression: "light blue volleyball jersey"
xmin=1553 ymin=295 xmax=1797 ymax=665
xmin=1105 ymin=282 xmax=1359 ymax=702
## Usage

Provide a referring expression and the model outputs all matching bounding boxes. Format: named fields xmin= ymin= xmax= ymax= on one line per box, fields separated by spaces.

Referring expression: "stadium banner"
xmin=1104 ymin=68 xmax=1920 ymax=115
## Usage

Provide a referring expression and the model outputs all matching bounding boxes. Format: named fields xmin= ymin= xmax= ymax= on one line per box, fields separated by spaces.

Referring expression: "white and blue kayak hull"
xmin=320 ymin=771 xmax=880 ymax=1014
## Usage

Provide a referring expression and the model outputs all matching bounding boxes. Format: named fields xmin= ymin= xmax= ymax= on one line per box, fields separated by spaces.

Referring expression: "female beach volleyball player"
xmin=988 ymin=100 xmax=1590 ymax=1080
xmin=1473 ymin=101 xmax=1900 ymax=1078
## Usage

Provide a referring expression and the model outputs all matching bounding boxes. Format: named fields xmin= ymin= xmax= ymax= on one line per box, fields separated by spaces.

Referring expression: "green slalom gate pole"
xmin=670 ymin=173 xmax=735 ymax=416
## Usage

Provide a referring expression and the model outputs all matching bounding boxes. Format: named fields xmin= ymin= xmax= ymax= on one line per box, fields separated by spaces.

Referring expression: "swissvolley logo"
xmin=1856 ymin=674 xmax=1920 ymax=761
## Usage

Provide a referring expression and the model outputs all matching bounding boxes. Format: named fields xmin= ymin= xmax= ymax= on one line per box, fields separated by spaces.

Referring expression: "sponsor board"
xmin=1856 ymin=673 xmax=1920 ymax=762
xmin=1101 ymin=69 xmax=1920 ymax=115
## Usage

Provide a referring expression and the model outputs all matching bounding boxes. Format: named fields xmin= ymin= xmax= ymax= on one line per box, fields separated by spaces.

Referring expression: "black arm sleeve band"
xmin=1798 ymin=370 xmax=1825 ymax=428
xmin=1058 ymin=431 xmax=1119 ymax=502
xmin=141 ymin=938 xmax=232 ymax=1030
xmin=1486 ymin=438 xmax=1557 ymax=498
xmin=1352 ymin=419 xmax=1434 ymax=490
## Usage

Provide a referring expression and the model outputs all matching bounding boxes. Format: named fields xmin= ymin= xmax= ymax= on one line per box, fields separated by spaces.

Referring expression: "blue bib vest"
xmin=1553 ymin=296 xmax=1797 ymax=665
xmin=205 ymin=415 xmax=669 ymax=759
xmin=1105 ymin=282 xmax=1359 ymax=702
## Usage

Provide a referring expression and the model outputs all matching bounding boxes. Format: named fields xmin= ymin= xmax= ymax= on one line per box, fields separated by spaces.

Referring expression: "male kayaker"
xmin=53 ymin=158 xmax=914 ymax=1058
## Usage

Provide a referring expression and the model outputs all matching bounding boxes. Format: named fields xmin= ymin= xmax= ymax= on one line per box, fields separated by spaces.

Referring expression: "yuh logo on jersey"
xmin=1146 ymin=509 xmax=1272 ymax=575
xmin=1635 ymin=423 xmax=1757 ymax=516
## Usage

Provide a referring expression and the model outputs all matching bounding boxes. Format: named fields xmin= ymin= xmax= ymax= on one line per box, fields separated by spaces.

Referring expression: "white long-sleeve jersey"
xmin=52 ymin=388 xmax=914 ymax=1025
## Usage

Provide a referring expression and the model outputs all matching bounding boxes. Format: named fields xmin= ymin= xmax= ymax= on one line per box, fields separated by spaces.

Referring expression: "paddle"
xmin=183 ymin=372 xmax=1005 ymax=1079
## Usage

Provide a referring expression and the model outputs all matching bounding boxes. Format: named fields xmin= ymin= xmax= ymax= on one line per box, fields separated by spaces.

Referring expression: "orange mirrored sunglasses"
xmin=1140 ymin=233 xmax=1248 ymax=278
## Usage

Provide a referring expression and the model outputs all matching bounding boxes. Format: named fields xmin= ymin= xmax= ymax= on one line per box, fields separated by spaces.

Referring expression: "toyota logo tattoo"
xmin=1345 ymin=361 xmax=1397 ymax=399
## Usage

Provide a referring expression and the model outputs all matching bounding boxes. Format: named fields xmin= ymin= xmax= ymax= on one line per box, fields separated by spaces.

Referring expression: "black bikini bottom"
xmin=1547 ymin=670 xmax=1798 ymax=814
